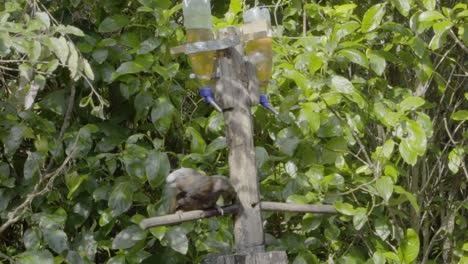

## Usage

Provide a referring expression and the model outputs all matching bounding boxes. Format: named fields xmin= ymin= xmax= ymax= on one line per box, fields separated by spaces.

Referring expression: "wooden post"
xmin=215 ymin=27 xmax=265 ymax=254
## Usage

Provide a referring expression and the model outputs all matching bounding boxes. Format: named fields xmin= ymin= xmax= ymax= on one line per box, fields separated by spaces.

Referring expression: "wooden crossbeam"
xmin=139 ymin=205 xmax=240 ymax=230
xmin=170 ymin=21 xmax=270 ymax=55
xmin=139 ymin=202 xmax=336 ymax=229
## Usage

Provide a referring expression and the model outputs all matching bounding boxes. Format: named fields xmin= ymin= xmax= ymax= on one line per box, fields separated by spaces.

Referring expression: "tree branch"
xmin=448 ymin=29 xmax=468 ymax=54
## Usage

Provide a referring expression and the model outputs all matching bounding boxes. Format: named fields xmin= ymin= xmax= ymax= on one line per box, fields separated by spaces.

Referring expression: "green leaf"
xmin=376 ymin=176 xmax=393 ymax=203
xmin=399 ymin=96 xmax=425 ymax=112
xmin=368 ymin=51 xmax=386 ymax=75
xmin=287 ymin=194 xmax=309 ymax=204
xmin=375 ymin=218 xmax=391 ymax=240
xmin=112 ymin=225 xmax=147 ymax=249
xmin=0 ymin=32 xmax=12 ymax=56
xmin=206 ymin=137 xmax=227 ymax=153
xmin=167 ymin=227 xmax=189 ymax=254
xmin=47 ymin=59 xmax=59 ymax=73
xmin=275 ymin=127 xmax=301 ymax=156
xmin=98 ymin=15 xmax=129 ymax=33
xmin=299 ymin=103 xmax=320 ymax=134
xmin=309 ymin=53 xmax=322 ymax=75
xmin=410 ymin=37 xmax=427 ymax=58
xmin=64 ymin=171 xmax=88 ymax=199
xmin=336 ymin=49 xmax=369 ymax=68
xmin=23 ymin=228 xmax=41 ymax=250
xmin=15 ymin=250 xmax=54 ymax=264
xmin=415 ymin=54 xmax=433 ymax=81
xmin=405 ymin=120 xmax=427 ymax=155
xmin=422 ymin=0 xmax=435 ymax=10
xmin=185 ymin=127 xmax=206 ymax=154
xmin=399 ymin=140 xmax=418 ymax=165
xmin=283 ymin=69 xmax=312 ymax=95
xmin=134 ymin=91 xmax=153 ymax=121
xmin=462 ymin=243 xmax=468 ymax=251
xmin=334 ymin=201 xmax=356 ymax=216
xmin=35 ymin=12 xmax=50 ymax=28
xmin=46 ymin=37 xmax=69 ymax=65
xmin=56 ymin=25 xmax=85 ymax=36
xmin=108 ymin=181 xmax=134 ymax=217
xmin=146 ymin=151 xmax=170 ymax=188
xmin=419 ymin=11 xmax=444 ymax=22
xmin=24 ymin=152 xmax=43 ymax=180
xmin=82 ymin=59 xmax=94 ymax=80
xmin=151 ymin=97 xmax=175 ymax=133
xmin=67 ymin=41 xmax=79 ymax=80
xmin=330 ymin=75 xmax=354 ymax=94
xmin=42 ymin=229 xmax=69 ymax=254
xmin=398 ymin=228 xmax=420 ymax=263
xmin=92 ymin=49 xmax=108 ymax=64
xmin=429 ymin=20 xmax=453 ymax=50
xmin=137 ymin=37 xmax=161 ymax=54
xmin=394 ymin=185 xmax=420 ymax=213
xmin=361 ymin=4 xmax=386 ymax=32
xmin=391 ymin=0 xmax=411 ymax=17
xmin=39 ymin=89 xmax=67 ymax=115
xmin=353 ymin=208 xmax=368 ymax=230
xmin=451 ymin=110 xmax=468 ymax=121
xmin=448 ymin=147 xmax=464 ymax=174
xmin=29 ymin=40 xmax=41 ymax=62
xmin=5 ymin=125 xmax=25 ymax=156
xmin=115 ymin=61 xmax=146 ymax=75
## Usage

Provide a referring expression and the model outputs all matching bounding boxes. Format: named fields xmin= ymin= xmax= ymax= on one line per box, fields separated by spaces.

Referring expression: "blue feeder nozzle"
xmin=259 ymin=94 xmax=278 ymax=115
xmin=199 ymin=88 xmax=222 ymax=112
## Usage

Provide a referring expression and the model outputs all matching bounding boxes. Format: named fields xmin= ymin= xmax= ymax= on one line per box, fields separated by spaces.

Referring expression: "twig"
xmin=0 ymin=135 xmax=80 ymax=235
xmin=448 ymin=29 xmax=468 ymax=54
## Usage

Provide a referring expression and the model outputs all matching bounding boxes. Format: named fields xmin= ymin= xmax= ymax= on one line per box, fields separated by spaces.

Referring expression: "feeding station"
xmin=140 ymin=1 xmax=337 ymax=263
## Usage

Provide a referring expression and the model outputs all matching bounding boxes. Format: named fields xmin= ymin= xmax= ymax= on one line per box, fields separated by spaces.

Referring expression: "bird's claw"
xmin=216 ymin=206 xmax=224 ymax=216
xmin=176 ymin=210 xmax=183 ymax=220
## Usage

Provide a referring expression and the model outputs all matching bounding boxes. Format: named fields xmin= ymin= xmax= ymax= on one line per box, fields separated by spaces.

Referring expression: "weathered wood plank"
xmin=201 ymin=251 xmax=287 ymax=264
xmin=139 ymin=205 xmax=239 ymax=229
xmin=216 ymin=27 xmax=265 ymax=254
xmin=261 ymin=202 xmax=337 ymax=214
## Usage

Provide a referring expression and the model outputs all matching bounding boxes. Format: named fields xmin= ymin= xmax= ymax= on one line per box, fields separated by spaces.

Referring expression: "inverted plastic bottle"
xmin=182 ymin=0 xmax=221 ymax=112
xmin=243 ymin=7 xmax=277 ymax=115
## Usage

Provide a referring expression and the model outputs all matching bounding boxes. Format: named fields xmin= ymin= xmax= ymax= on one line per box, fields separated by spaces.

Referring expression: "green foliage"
xmin=0 ymin=0 xmax=466 ymax=263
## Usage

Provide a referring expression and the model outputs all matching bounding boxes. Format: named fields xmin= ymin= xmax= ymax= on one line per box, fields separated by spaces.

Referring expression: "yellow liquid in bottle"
xmin=186 ymin=28 xmax=216 ymax=87
xmin=245 ymin=37 xmax=272 ymax=93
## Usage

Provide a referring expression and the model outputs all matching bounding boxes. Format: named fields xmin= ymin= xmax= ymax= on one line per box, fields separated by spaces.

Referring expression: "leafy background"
xmin=0 ymin=0 xmax=467 ymax=263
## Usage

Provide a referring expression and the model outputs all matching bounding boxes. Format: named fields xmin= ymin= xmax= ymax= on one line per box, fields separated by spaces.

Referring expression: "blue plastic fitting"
xmin=259 ymin=94 xmax=279 ymax=115
xmin=199 ymin=88 xmax=222 ymax=112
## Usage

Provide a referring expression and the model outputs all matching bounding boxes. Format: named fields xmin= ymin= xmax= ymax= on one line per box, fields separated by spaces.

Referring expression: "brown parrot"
xmin=165 ymin=168 xmax=236 ymax=213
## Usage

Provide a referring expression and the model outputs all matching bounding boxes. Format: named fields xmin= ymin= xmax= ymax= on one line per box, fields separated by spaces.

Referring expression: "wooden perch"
xmin=170 ymin=36 xmax=240 ymax=55
xmin=139 ymin=202 xmax=337 ymax=230
xmin=260 ymin=202 xmax=337 ymax=214
xmin=139 ymin=205 xmax=240 ymax=229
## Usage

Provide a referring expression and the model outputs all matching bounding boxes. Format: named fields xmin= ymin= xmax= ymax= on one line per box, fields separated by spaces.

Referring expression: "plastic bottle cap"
xmin=243 ymin=7 xmax=271 ymax=25
xmin=182 ymin=0 xmax=213 ymax=29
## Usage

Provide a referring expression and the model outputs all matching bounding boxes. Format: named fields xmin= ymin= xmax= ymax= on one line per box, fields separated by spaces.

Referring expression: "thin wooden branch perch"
xmin=260 ymin=202 xmax=337 ymax=214
xmin=139 ymin=202 xmax=337 ymax=230
xmin=139 ymin=205 xmax=240 ymax=229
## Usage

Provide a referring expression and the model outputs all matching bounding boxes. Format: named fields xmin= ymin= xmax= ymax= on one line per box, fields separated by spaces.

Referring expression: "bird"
xmin=164 ymin=168 xmax=236 ymax=213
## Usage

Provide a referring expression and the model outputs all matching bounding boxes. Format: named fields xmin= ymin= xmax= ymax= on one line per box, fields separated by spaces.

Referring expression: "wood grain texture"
xmin=201 ymin=251 xmax=287 ymax=264
xmin=139 ymin=205 xmax=239 ymax=229
xmin=260 ymin=201 xmax=337 ymax=214
xmin=215 ymin=27 xmax=265 ymax=254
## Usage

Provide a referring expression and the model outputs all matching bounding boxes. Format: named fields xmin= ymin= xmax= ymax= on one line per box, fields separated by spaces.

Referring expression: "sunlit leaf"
xmin=361 ymin=4 xmax=386 ymax=32
xmin=398 ymin=228 xmax=420 ymax=263
xmin=112 ymin=225 xmax=147 ymax=249
xmin=98 ymin=15 xmax=129 ymax=33
xmin=376 ymin=176 xmax=393 ymax=203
